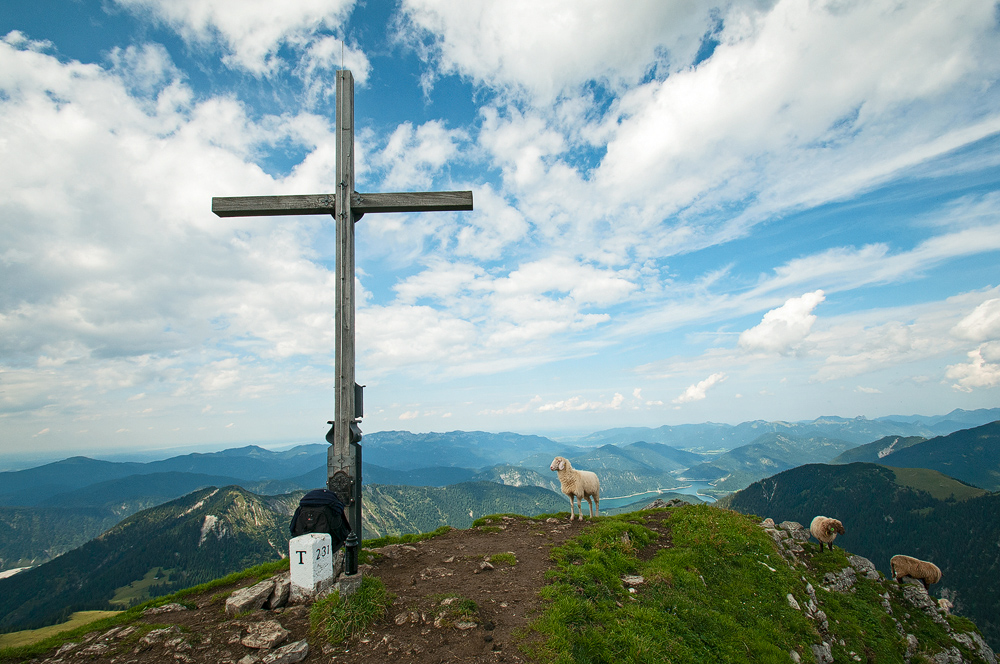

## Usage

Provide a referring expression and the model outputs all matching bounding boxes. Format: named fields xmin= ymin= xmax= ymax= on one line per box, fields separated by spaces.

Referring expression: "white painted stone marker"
xmin=289 ymin=533 xmax=334 ymax=602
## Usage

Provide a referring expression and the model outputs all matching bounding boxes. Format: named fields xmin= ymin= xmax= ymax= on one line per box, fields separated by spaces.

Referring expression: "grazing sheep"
xmin=809 ymin=516 xmax=845 ymax=551
xmin=890 ymin=554 xmax=942 ymax=591
xmin=549 ymin=456 xmax=600 ymax=521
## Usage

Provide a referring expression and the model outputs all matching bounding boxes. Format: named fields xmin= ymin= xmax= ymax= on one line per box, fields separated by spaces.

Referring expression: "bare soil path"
xmin=29 ymin=516 xmax=593 ymax=664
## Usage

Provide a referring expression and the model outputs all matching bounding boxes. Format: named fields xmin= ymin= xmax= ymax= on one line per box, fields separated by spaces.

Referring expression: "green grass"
xmin=110 ymin=567 xmax=177 ymax=607
xmin=0 ymin=557 xmax=289 ymax=662
xmin=525 ymin=504 xmax=979 ymax=664
xmin=887 ymin=467 xmax=986 ymax=502
xmin=0 ymin=612 xmax=121 ymax=649
xmin=488 ymin=552 xmax=517 ymax=566
xmin=310 ymin=575 xmax=394 ymax=645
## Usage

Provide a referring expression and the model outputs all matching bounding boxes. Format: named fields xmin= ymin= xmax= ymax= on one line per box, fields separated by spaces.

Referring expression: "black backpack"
xmin=290 ymin=489 xmax=352 ymax=550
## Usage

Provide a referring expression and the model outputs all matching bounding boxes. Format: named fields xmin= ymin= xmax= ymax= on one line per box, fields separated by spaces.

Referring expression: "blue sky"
xmin=2 ymin=0 xmax=1000 ymax=459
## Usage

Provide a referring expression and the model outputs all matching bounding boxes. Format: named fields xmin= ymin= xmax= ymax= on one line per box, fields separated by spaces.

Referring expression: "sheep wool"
xmin=890 ymin=554 xmax=942 ymax=591
xmin=809 ymin=516 xmax=845 ymax=551
xmin=549 ymin=456 xmax=601 ymax=521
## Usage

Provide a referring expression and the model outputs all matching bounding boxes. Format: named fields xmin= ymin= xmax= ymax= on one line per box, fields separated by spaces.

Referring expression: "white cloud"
xmin=739 ymin=291 xmax=825 ymax=355
xmin=537 ymin=393 xmax=624 ymax=412
xmin=953 ymin=298 xmax=1000 ymax=342
xmin=373 ymin=120 xmax=467 ymax=190
xmin=946 ymin=343 xmax=1000 ymax=391
xmin=399 ymin=0 xmax=708 ymax=101
xmin=855 ymin=386 xmax=882 ymax=394
xmin=112 ymin=0 xmax=358 ymax=77
xmin=672 ymin=373 xmax=727 ymax=404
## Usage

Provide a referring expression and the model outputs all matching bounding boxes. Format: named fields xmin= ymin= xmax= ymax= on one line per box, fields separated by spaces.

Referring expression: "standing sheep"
xmin=549 ymin=456 xmax=600 ymax=521
xmin=809 ymin=516 xmax=845 ymax=551
xmin=890 ymin=554 xmax=942 ymax=591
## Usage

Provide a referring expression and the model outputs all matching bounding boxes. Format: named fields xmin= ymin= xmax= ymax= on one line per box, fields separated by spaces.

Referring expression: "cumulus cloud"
xmin=0 ymin=34 xmax=351 ymax=428
xmin=946 ymin=343 xmax=1000 ymax=391
xmin=739 ymin=291 xmax=825 ymax=355
xmin=398 ymin=0 xmax=708 ymax=100
xmin=672 ymin=373 xmax=727 ymax=404
xmin=112 ymin=0 xmax=358 ymax=77
xmin=537 ymin=393 xmax=624 ymax=412
xmin=373 ymin=120 xmax=467 ymax=190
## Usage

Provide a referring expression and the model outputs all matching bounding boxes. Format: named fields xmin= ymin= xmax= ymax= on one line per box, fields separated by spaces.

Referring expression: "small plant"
xmin=431 ymin=594 xmax=479 ymax=627
xmin=488 ymin=552 xmax=518 ymax=566
xmin=310 ymin=576 xmax=394 ymax=645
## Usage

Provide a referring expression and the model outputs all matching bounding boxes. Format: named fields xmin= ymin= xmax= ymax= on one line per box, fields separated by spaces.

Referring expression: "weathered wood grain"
xmin=212 ymin=191 xmax=473 ymax=217
xmin=352 ymin=191 xmax=473 ymax=213
xmin=212 ymin=194 xmax=335 ymax=217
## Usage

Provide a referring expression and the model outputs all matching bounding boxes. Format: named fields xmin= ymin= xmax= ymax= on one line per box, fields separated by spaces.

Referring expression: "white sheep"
xmin=549 ymin=456 xmax=600 ymax=521
xmin=809 ymin=516 xmax=845 ymax=552
xmin=890 ymin=554 xmax=942 ymax=591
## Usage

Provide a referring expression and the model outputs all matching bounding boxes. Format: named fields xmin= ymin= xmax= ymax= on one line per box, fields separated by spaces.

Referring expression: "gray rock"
xmin=778 ymin=520 xmax=804 ymax=533
xmin=55 ymin=642 xmax=79 ymax=655
xmin=811 ymin=641 xmax=833 ymax=664
xmin=786 ymin=594 xmax=801 ymax=610
xmin=789 ymin=650 xmax=801 ymax=663
xmin=848 ymin=555 xmax=880 ymax=580
xmin=622 ymin=575 xmax=644 ymax=587
xmin=952 ymin=632 xmax=997 ymax=664
xmin=906 ymin=634 xmax=919 ymax=661
xmin=226 ymin=579 xmax=276 ymax=617
xmin=931 ymin=646 xmax=964 ymax=663
xmin=261 ymin=640 xmax=309 ymax=664
xmin=644 ymin=498 xmax=690 ymax=509
xmin=822 ymin=567 xmax=857 ymax=592
xmin=335 ymin=573 xmax=363 ymax=598
xmin=266 ymin=573 xmax=290 ymax=610
xmin=144 ymin=602 xmax=189 ymax=615
xmin=902 ymin=584 xmax=949 ymax=626
xmin=241 ymin=620 xmax=290 ymax=649
xmin=764 ymin=528 xmax=784 ymax=544
xmin=142 ymin=626 xmax=182 ymax=645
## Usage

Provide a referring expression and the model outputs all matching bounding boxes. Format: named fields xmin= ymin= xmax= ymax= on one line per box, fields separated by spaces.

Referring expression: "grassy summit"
xmin=1 ymin=505 xmax=993 ymax=664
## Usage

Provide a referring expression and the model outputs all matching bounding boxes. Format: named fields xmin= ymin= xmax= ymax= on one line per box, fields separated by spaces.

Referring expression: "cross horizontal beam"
xmin=212 ymin=191 xmax=473 ymax=218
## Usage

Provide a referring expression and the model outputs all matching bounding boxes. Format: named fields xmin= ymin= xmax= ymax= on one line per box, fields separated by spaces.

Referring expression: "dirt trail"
xmin=31 ymin=516 xmax=590 ymax=664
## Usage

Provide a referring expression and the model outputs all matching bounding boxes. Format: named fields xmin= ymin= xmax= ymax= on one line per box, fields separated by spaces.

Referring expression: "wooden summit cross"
xmin=212 ymin=70 xmax=473 ymax=571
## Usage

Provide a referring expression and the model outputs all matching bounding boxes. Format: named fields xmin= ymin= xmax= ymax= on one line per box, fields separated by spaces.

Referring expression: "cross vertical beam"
xmin=329 ymin=70 xmax=357 ymax=507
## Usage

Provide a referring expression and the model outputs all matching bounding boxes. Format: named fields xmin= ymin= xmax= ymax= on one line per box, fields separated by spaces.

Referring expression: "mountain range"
xmin=3 ymin=409 xmax=998 ymax=573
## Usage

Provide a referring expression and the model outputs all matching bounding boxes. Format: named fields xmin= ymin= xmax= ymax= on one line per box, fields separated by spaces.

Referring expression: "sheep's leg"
xmin=922 ymin=579 xmax=929 ymax=592
xmin=593 ymin=494 xmax=599 ymax=517
xmin=586 ymin=496 xmax=595 ymax=518
xmin=568 ymin=495 xmax=577 ymax=521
